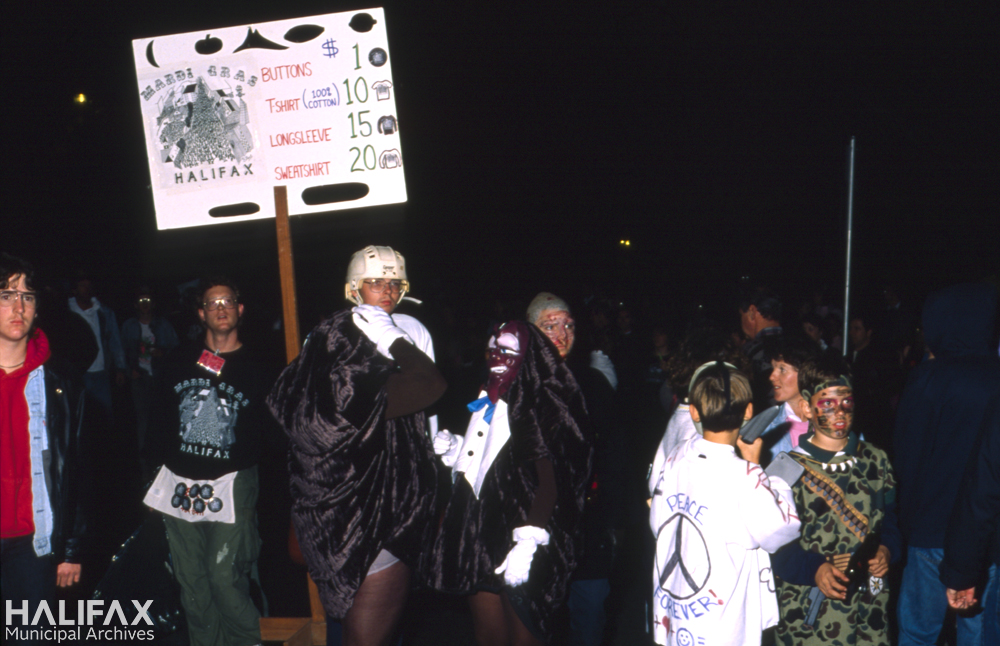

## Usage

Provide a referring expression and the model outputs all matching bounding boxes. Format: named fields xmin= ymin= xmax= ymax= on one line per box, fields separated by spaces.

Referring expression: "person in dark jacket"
xmin=847 ymin=311 xmax=900 ymax=457
xmin=268 ymin=246 xmax=446 ymax=646
xmin=67 ymin=273 xmax=126 ymax=417
xmin=940 ymin=386 xmax=999 ymax=645
xmin=527 ymin=292 xmax=623 ymax=646
xmin=893 ymin=282 xmax=1000 ymax=646
xmin=1 ymin=254 xmax=88 ymax=646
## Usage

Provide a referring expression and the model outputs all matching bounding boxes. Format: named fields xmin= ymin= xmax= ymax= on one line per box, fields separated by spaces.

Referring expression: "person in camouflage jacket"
xmin=770 ymin=354 xmax=902 ymax=646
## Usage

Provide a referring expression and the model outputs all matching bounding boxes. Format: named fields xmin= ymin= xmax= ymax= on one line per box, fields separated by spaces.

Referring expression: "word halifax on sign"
xmin=132 ymin=8 xmax=406 ymax=230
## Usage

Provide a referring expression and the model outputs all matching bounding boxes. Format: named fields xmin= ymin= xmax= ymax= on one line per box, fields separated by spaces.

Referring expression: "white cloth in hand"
xmin=494 ymin=526 xmax=550 ymax=587
xmin=351 ymin=304 xmax=412 ymax=358
xmin=433 ymin=430 xmax=464 ymax=467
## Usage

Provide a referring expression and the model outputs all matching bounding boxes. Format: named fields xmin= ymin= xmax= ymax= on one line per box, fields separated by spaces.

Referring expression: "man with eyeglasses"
xmin=1 ymin=253 xmax=88 ymax=646
xmin=144 ymin=276 xmax=272 ymax=646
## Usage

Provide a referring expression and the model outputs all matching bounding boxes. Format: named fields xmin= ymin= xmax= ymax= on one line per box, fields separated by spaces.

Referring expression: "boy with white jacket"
xmin=650 ymin=362 xmax=801 ymax=646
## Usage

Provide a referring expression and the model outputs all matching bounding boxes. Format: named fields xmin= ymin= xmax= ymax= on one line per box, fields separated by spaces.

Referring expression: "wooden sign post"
xmin=274 ymin=185 xmax=301 ymax=362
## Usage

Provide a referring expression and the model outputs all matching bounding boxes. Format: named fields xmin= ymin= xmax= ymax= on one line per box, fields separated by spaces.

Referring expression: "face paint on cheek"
xmin=813 ymin=409 xmax=852 ymax=438
xmin=537 ymin=311 xmax=575 ymax=357
xmin=563 ymin=327 xmax=575 ymax=355
xmin=839 ymin=411 xmax=854 ymax=434
xmin=810 ymin=387 xmax=854 ymax=439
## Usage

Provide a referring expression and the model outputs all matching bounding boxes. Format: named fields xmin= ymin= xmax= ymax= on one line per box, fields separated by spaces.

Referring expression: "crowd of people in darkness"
xmin=1 ymin=248 xmax=997 ymax=646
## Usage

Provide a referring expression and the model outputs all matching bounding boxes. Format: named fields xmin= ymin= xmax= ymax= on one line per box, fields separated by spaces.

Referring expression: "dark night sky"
xmin=3 ymin=2 xmax=998 ymax=328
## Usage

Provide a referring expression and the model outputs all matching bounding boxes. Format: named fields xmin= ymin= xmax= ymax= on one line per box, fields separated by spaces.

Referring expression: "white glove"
xmin=352 ymin=305 xmax=412 ymax=358
xmin=589 ymin=350 xmax=618 ymax=390
xmin=494 ymin=526 xmax=550 ymax=587
xmin=433 ymin=430 xmax=464 ymax=467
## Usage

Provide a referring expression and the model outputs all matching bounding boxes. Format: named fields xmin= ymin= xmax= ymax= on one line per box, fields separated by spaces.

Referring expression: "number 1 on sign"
xmin=353 ymin=44 xmax=361 ymax=70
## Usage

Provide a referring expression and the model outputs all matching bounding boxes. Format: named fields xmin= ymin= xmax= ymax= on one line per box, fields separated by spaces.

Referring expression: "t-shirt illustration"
xmin=174 ymin=377 xmax=248 ymax=459
xmin=154 ymin=343 xmax=270 ymax=480
xmin=372 ymin=80 xmax=392 ymax=100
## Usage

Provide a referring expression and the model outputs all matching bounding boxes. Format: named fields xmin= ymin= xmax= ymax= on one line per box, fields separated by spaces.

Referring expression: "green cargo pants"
xmin=163 ymin=467 xmax=261 ymax=646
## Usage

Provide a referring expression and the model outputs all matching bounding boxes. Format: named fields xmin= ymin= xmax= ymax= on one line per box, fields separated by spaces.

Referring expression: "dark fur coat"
xmin=266 ymin=310 xmax=439 ymax=618
xmin=430 ymin=324 xmax=592 ymax=639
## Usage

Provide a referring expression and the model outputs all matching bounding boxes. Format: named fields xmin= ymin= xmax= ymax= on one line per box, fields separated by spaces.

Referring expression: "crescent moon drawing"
xmin=146 ymin=41 xmax=159 ymax=68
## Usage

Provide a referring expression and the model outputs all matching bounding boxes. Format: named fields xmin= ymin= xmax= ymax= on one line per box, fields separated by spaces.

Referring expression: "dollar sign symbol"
xmin=322 ymin=39 xmax=339 ymax=59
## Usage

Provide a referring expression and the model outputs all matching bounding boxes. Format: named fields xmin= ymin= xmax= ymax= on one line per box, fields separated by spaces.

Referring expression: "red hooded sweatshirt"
xmin=0 ymin=329 xmax=51 ymax=538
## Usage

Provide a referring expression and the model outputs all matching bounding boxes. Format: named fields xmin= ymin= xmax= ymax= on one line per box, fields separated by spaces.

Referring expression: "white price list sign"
xmin=132 ymin=8 xmax=405 ymax=230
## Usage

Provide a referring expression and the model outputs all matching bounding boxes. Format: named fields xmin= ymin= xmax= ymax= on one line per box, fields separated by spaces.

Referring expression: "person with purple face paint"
xmin=431 ymin=321 xmax=591 ymax=645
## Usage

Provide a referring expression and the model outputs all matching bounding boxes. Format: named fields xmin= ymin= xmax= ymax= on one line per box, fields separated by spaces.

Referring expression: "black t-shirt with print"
xmin=153 ymin=342 xmax=273 ymax=480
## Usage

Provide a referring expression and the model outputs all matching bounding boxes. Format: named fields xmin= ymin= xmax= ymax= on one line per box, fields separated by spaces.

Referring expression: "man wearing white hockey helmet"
xmin=345 ymin=245 xmax=412 ymax=314
xmin=345 ymin=246 xmax=437 ymax=435
xmin=270 ymin=245 xmax=444 ymax=646
xmin=345 ymin=246 xmax=434 ymax=364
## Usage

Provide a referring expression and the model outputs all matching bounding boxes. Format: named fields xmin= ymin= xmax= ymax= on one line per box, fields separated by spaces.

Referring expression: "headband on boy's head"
xmin=800 ymin=375 xmax=852 ymax=402
xmin=687 ymin=361 xmax=738 ymax=405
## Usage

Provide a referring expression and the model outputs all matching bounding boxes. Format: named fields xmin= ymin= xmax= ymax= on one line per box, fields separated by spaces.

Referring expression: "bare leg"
xmin=501 ymin=592 xmax=544 ymax=646
xmin=469 ymin=590 xmax=545 ymax=646
xmin=469 ymin=591 xmax=510 ymax=646
xmin=342 ymin=561 xmax=411 ymax=646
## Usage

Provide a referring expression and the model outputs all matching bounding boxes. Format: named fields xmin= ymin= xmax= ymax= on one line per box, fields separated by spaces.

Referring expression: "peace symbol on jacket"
xmin=656 ymin=512 xmax=712 ymax=600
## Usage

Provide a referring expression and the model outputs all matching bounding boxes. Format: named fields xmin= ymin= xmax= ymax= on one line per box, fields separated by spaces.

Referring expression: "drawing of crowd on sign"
xmin=156 ymin=75 xmax=254 ymax=170
xmin=140 ymin=61 xmax=261 ymax=189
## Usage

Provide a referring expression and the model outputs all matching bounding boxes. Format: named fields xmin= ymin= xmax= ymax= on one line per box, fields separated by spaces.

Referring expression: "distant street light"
xmin=74 ymin=93 xmax=88 ymax=106
xmin=619 ymin=239 xmax=631 ymax=247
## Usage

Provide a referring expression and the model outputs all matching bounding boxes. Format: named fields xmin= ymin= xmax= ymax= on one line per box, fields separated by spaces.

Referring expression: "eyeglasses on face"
xmin=362 ymin=279 xmax=403 ymax=294
xmin=0 ymin=290 xmax=37 ymax=307
xmin=203 ymin=297 xmax=238 ymax=311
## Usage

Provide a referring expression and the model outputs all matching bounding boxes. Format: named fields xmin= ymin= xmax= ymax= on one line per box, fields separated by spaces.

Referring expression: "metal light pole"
xmin=842 ymin=137 xmax=856 ymax=358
